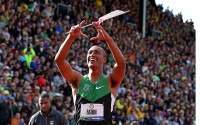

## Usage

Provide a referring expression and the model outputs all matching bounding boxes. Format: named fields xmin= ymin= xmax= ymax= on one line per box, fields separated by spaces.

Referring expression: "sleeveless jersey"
xmin=73 ymin=74 xmax=115 ymax=125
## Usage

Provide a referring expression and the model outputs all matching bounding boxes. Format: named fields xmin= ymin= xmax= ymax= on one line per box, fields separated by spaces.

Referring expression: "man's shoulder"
xmin=30 ymin=111 xmax=41 ymax=120
xmin=52 ymin=108 xmax=63 ymax=116
xmin=29 ymin=111 xmax=41 ymax=124
xmin=51 ymin=108 xmax=65 ymax=122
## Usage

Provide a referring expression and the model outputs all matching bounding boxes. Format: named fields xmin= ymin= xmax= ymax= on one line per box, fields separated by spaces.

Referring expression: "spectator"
xmin=0 ymin=89 xmax=11 ymax=125
xmin=28 ymin=91 xmax=65 ymax=125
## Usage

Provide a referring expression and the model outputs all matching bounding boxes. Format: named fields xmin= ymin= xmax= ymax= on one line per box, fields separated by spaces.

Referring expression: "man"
xmin=55 ymin=20 xmax=126 ymax=125
xmin=28 ymin=92 xmax=65 ymax=125
xmin=0 ymin=89 xmax=11 ymax=125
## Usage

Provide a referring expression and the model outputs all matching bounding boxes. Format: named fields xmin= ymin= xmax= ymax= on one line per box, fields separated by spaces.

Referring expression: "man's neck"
xmin=88 ymin=69 xmax=102 ymax=83
xmin=41 ymin=108 xmax=51 ymax=117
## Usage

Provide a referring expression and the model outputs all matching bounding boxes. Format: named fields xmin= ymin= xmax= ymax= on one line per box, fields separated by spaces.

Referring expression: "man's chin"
xmin=88 ymin=64 xmax=97 ymax=69
xmin=41 ymin=110 xmax=49 ymax=114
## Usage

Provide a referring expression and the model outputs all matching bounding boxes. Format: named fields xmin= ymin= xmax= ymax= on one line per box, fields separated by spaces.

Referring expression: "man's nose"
xmin=41 ymin=104 xmax=46 ymax=107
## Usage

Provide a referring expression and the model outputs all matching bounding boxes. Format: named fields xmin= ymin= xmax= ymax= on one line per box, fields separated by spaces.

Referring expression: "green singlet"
xmin=73 ymin=74 xmax=115 ymax=125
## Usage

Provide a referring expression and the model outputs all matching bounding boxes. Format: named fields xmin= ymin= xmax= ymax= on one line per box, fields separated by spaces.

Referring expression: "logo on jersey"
xmin=50 ymin=120 xmax=54 ymax=125
xmin=96 ymin=86 xmax=104 ymax=90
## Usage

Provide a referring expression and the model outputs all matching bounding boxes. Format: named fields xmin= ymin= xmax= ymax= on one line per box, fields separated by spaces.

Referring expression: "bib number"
xmin=80 ymin=103 xmax=104 ymax=121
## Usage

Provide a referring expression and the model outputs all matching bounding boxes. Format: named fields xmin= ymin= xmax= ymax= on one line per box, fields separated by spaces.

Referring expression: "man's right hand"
xmin=69 ymin=20 xmax=87 ymax=38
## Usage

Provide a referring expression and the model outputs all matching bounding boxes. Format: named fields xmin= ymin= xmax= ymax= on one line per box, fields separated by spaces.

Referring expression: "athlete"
xmin=55 ymin=20 xmax=126 ymax=125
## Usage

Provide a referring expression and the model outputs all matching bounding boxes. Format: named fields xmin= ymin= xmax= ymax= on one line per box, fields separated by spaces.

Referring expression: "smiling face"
xmin=87 ymin=46 xmax=106 ymax=69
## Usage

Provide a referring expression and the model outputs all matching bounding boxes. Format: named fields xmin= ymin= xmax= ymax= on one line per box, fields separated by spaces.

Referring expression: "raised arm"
xmin=90 ymin=22 xmax=126 ymax=88
xmin=54 ymin=21 xmax=86 ymax=87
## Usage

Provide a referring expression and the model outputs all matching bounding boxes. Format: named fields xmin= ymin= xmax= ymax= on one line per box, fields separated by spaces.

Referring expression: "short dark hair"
xmin=39 ymin=91 xmax=50 ymax=99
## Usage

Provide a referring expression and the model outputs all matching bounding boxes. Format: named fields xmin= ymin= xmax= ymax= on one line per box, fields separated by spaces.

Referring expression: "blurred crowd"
xmin=0 ymin=0 xmax=195 ymax=125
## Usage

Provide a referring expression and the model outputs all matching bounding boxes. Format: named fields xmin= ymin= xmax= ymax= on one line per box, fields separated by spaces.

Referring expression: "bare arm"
xmin=54 ymin=21 xmax=86 ymax=87
xmin=91 ymin=22 xmax=126 ymax=88
xmin=105 ymin=36 xmax=126 ymax=88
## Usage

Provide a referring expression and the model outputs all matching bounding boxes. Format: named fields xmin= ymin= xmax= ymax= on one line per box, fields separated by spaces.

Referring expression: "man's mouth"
xmin=89 ymin=57 xmax=97 ymax=62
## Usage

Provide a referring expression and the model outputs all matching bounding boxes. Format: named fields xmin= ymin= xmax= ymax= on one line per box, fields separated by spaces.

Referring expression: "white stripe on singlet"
xmin=111 ymin=94 xmax=116 ymax=112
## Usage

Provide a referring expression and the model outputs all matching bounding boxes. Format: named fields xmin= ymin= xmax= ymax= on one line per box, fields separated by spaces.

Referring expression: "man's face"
xmin=87 ymin=46 xmax=106 ymax=68
xmin=39 ymin=97 xmax=51 ymax=113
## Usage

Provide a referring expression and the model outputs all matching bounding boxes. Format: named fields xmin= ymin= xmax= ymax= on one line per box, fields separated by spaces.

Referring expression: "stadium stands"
xmin=0 ymin=0 xmax=195 ymax=125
